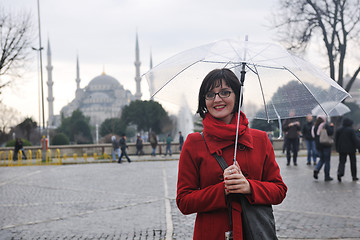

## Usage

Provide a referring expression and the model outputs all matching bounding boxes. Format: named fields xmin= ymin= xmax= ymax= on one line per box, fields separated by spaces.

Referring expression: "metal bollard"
xmin=55 ymin=149 xmax=61 ymax=165
xmin=83 ymin=153 xmax=87 ymax=163
xmin=27 ymin=150 xmax=32 ymax=166
xmin=46 ymin=149 xmax=51 ymax=165
xmin=0 ymin=151 xmax=5 ymax=166
xmin=103 ymin=152 xmax=109 ymax=161
xmin=36 ymin=150 xmax=41 ymax=165
xmin=17 ymin=151 xmax=23 ymax=166
xmin=8 ymin=151 xmax=13 ymax=167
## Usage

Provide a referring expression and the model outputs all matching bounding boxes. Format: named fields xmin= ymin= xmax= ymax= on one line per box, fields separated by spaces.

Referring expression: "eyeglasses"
xmin=205 ymin=90 xmax=233 ymax=100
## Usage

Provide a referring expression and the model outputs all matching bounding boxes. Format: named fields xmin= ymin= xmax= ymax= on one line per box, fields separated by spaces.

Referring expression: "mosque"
xmin=46 ymin=33 xmax=146 ymax=127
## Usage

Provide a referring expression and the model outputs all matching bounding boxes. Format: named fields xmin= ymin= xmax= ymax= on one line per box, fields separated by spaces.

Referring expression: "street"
xmin=0 ymin=154 xmax=359 ymax=239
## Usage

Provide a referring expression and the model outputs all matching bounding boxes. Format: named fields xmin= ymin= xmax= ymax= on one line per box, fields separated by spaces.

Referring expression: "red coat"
xmin=176 ymin=127 xmax=287 ymax=240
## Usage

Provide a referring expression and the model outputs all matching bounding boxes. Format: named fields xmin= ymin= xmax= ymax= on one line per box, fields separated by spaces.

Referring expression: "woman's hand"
xmin=223 ymin=161 xmax=251 ymax=195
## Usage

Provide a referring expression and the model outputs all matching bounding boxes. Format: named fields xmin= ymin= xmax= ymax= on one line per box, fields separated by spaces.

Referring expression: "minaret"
xmin=46 ymin=39 xmax=54 ymax=125
xmin=76 ymin=55 xmax=81 ymax=91
xmin=149 ymin=50 xmax=155 ymax=100
xmin=134 ymin=32 xmax=142 ymax=100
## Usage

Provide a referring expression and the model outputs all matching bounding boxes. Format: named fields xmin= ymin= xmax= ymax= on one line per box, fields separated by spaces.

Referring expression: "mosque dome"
xmin=87 ymin=73 xmax=121 ymax=91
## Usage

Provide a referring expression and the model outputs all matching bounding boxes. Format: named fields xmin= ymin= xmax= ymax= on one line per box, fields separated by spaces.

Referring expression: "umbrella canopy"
xmin=144 ymin=38 xmax=350 ymax=121
xmin=311 ymin=101 xmax=350 ymax=117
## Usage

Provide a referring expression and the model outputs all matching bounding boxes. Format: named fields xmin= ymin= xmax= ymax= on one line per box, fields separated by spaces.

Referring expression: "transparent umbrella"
xmin=311 ymin=101 xmax=350 ymax=117
xmin=144 ymin=37 xmax=350 ymax=163
xmin=144 ymin=38 xmax=350 ymax=121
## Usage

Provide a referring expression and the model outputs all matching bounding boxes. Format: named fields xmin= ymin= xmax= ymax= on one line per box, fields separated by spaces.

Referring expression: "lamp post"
xmin=32 ymin=46 xmax=43 ymax=130
xmin=35 ymin=0 xmax=45 ymax=131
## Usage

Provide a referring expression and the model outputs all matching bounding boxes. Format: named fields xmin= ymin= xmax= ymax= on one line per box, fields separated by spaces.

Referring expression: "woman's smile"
xmin=205 ymin=80 xmax=235 ymax=124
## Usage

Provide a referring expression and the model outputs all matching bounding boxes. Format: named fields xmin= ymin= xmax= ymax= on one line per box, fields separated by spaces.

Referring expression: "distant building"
xmin=46 ymin=33 xmax=143 ymax=127
xmin=60 ymin=71 xmax=135 ymax=126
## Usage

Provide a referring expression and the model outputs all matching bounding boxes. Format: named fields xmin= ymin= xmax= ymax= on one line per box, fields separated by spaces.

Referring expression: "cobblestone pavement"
xmin=0 ymin=154 xmax=359 ymax=240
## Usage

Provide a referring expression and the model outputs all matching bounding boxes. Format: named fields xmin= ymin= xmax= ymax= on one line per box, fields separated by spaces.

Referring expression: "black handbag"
xmin=201 ymin=133 xmax=278 ymax=240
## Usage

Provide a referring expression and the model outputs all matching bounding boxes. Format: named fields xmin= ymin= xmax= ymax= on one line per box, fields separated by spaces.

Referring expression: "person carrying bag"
xmin=312 ymin=115 xmax=335 ymax=181
xmin=176 ymin=69 xmax=287 ymax=240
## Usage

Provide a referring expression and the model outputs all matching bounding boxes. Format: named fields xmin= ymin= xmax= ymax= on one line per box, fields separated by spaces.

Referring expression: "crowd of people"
xmin=281 ymin=112 xmax=359 ymax=182
xmin=110 ymin=131 xmax=186 ymax=162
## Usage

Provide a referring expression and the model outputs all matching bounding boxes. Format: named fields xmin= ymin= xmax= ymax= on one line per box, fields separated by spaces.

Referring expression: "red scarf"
xmin=202 ymin=112 xmax=253 ymax=155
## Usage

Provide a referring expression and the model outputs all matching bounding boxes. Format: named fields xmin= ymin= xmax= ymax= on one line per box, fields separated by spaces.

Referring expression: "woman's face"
xmin=205 ymin=79 xmax=235 ymax=124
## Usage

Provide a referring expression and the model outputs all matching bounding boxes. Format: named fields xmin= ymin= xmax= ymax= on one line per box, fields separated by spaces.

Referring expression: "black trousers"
xmin=337 ymin=152 xmax=357 ymax=178
xmin=119 ymin=149 xmax=131 ymax=163
xmin=286 ymin=138 xmax=299 ymax=164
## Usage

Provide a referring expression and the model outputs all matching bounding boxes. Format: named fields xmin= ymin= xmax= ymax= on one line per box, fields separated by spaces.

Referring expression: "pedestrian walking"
xmin=282 ymin=109 xmax=301 ymax=166
xmin=312 ymin=115 xmax=334 ymax=181
xmin=335 ymin=118 xmax=359 ymax=182
xmin=111 ymin=136 xmax=120 ymax=161
xmin=176 ymin=68 xmax=287 ymax=240
xmin=149 ymin=131 xmax=158 ymax=156
xmin=302 ymin=113 xmax=317 ymax=165
xmin=118 ymin=134 xmax=131 ymax=163
xmin=179 ymin=131 xmax=184 ymax=151
xmin=165 ymin=134 xmax=172 ymax=156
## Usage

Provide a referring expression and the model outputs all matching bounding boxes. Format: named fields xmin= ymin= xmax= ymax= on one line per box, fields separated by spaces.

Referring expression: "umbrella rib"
xmin=150 ymin=60 xmax=203 ymax=98
xmin=244 ymin=43 xmax=285 ymax=64
xmin=252 ymin=64 xmax=270 ymax=121
xmin=284 ymin=66 xmax=328 ymax=116
xmin=271 ymin=103 xmax=283 ymax=139
xmin=245 ymin=43 xmax=274 ymax=61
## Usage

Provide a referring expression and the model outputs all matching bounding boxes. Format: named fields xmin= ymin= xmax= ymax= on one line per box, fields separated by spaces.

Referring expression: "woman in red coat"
xmin=176 ymin=69 xmax=287 ymax=240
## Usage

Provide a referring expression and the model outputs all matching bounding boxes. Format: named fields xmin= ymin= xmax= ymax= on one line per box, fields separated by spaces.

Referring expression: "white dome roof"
xmin=88 ymin=73 xmax=120 ymax=87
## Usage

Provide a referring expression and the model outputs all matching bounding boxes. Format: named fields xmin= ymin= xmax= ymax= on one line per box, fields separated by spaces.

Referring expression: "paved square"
xmin=0 ymin=155 xmax=359 ymax=239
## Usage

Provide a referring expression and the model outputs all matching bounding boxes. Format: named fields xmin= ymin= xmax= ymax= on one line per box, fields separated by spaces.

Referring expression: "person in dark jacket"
xmin=282 ymin=109 xmax=301 ymax=166
xmin=13 ymin=138 xmax=27 ymax=161
xmin=312 ymin=116 xmax=334 ymax=181
xmin=179 ymin=131 xmax=184 ymax=151
xmin=335 ymin=118 xmax=359 ymax=182
xmin=118 ymin=134 xmax=131 ymax=163
xmin=149 ymin=131 xmax=158 ymax=156
xmin=302 ymin=114 xmax=317 ymax=165
xmin=135 ymin=135 xmax=144 ymax=156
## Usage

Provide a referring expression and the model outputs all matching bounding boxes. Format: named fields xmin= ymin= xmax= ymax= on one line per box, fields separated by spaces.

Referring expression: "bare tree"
xmin=0 ymin=7 xmax=33 ymax=93
xmin=272 ymin=0 xmax=360 ymax=92
xmin=0 ymin=102 xmax=21 ymax=133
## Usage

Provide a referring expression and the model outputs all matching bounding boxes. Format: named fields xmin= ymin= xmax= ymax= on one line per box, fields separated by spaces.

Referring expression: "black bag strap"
xmin=213 ymin=152 xmax=229 ymax=171
xmin=200 ymin=132 xmax=233 ymax=230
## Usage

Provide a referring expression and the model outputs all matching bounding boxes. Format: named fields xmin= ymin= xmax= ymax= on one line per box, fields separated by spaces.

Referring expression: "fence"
xmin=0 ymin=149 xmax=115 ymax=167
xmin=0 ymin=142 xmax=181 ymax=167
xmin=0 ymin=139 xmax=299 ymax=167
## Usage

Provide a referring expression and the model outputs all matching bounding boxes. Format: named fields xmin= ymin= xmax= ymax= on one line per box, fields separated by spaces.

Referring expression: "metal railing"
xmin=0 ymin=148 xmax=119 ymax=167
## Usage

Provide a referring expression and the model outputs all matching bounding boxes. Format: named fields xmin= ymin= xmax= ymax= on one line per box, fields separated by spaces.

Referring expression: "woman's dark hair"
xmin=196 ymin=68 xmax=241 ymax=118
xmin=314 ymin=116 xmax=325 ymax=127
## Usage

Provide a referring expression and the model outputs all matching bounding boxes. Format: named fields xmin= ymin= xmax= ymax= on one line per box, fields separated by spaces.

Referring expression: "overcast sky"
xmin=1 ymin=0 xmax=280 ymax=125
